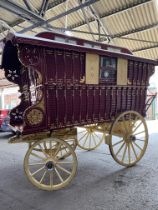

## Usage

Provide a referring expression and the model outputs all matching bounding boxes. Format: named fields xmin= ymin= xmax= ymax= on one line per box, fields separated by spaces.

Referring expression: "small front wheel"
xmin=24 ymin=138 xmax=77 ymax=191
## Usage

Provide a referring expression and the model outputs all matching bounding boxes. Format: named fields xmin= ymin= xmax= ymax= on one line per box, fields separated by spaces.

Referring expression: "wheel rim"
xmin=77 ymin=125 xmax=103 ymax=150
xmin=60 ymin=137 xmax=77 ymax=159
xmin=109 ymin=111 xmax=148 ymax=167
xmin=24 ymin=138 xmax=77 ymax=191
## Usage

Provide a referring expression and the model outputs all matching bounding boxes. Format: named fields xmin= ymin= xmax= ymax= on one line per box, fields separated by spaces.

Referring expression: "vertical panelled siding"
xmin=93 ymin=88 xmax=100 ymax=120
xmin=99 ymin=87 xmax=106 ymax=120
xmin=80 ymin=86 xmax=87 ymax=123
xmin=127 ymin=60 xmax=154 ymax=116
xmin=65 ymin=52 xmax=73 ymax=83
xmin=65 ymin=87 xmax=73 ymax=125
xmin=45 ymin=48 xmax=154 ymax=129
xmin=45 ymin=49 xmax=86 ymax=128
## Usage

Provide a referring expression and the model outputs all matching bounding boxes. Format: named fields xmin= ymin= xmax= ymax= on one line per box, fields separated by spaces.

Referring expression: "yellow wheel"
xmin=77 ymin=124 xmax=103 ymax=150
xmin=24 ymin=138 xmax=77 ymax=191
xmin=109 ymin=111 xmax=148 ymax=167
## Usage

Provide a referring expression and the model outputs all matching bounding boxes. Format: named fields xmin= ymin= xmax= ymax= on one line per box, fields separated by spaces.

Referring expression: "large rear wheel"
xmin=109 ymin=111 xmax=148 ymax=167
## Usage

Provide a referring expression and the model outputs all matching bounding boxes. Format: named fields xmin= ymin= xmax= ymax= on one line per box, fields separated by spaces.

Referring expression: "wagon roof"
xmin=35 ymin=31 xmax=133 ymax=55
xmin=6 ymin=33 xmax=158 ymax=65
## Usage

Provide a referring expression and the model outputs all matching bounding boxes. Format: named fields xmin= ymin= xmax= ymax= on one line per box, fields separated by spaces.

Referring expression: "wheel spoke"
xmin=31 ymin=166 xmax=45 ymax=176
xmin=136 ymin=138 xmax=145 ymax=142
xmin=78 ymin=132 xmax=88 ymax=141
xmin=133 ymin=141 xmax=143 ymax=151
xmin=55 ymin=168 xmax=64 ymax=183
xmin=49 ymin=139 xmax=52 ymax=150
xmin=50 ymin=172 xmax=53 ymax=187
xmin=60 ymin=146 xmax=67 ymax=156
xmin=63 ymin=146 xmax=68 ymax=154
xmin=122 ymin=116 xmax=129 ymax=133
xmin=56 ymin=164 xmax=71 ymax=175
xmin=130 ymin=142 xmax=137 ymax=159
xmin=112 ymin=139 xmax=124 ymax=147
xmin=93 ymin=132 xmax=102 ymax=141
xmin=29 ymin=162 xmax=45 ymax=166
xmin=38 ymin=144 xmax=49 ymax=158
xmin=132 ymin=121 xmax=142 ymax=133
xmin=116 ymin=142 xmax=125 ymax=156
xmin=134 ymin=130 xmax=145 ymax=136
xmin=54 ymin=143 xmax=62 ymax=157
xmin=57 ymin=161 xmax=72 ymax=164
xmin=92 ymin=134 xmax=97 ymax=146
xmin=30 ymin=152 xmax=45 ymax=161
xmin=128 ymin=143 xmax=131 ymax=164
xmin=122 ymin=144 xmax=127 ymax=162
xmin=89 ymin=134 xmax=92 ymax=149
xmin=40 ymin=171 xmax=47 ymax=184
xmin=58 ymin=149 xmax=64 ymax=159
xmin=83 ymin=133 xmax=89 ymax=147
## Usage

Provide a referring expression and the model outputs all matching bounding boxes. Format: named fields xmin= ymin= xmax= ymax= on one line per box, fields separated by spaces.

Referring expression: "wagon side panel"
xmin=21 ymin=46 xmax=48 ymax=134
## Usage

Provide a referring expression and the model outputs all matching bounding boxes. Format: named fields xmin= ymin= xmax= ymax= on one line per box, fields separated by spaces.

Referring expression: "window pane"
xmin=100 ymin=56 xmax=117 ymax=84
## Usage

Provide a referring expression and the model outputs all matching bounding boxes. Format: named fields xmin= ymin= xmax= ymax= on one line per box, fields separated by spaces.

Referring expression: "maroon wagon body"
xmin=1 ymin=32 xmax=157 ymax=135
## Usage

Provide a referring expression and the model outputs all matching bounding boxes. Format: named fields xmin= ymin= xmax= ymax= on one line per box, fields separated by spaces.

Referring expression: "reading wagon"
xmin=1 ymin=32 xmax=157 ymax=191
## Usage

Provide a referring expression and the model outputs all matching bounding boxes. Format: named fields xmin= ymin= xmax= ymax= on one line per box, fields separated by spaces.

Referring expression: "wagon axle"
xmin=124 ymin=134 xmax=136 ymax=143
xmin=45 ymin=161 xmax=55 ymax=171
xmin=129 ymin=135 xmax=136 ymax=142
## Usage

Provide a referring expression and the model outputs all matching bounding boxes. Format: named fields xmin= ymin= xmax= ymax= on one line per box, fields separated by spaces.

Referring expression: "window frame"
xmin=99 ymin=56 xmax=117 ymax=84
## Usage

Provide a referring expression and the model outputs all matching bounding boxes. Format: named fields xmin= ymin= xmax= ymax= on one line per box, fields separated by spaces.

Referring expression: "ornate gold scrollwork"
xmin=26 ymin=108 xmax=44 ymax=126
xmin=36 ymin=88 xmax=43 ymax=101
xmin=18 ymin=45 xmax=40 ymax=66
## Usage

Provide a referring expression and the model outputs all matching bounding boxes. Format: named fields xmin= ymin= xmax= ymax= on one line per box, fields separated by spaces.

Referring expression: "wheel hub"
xmin=86 ymin=128 xmax=93 ymax=133
xmin=45 ymin=161 xmax=55 ymax=171
xmin=129 ymin=135 xmax=136 ymax=142
xmin=124 ymin=134 xmax=136 ymax=143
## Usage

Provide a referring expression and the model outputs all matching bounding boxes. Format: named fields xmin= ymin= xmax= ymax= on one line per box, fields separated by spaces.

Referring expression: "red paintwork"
xmin=0 ymin=109 xmax=10 ymax=126
xmin=1 ymin=32 xmax=157 ymax=135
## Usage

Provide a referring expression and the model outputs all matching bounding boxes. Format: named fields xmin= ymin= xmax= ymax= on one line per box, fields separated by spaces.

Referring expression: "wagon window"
xmin=100 ymin=56 xmax=117 ymax=83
